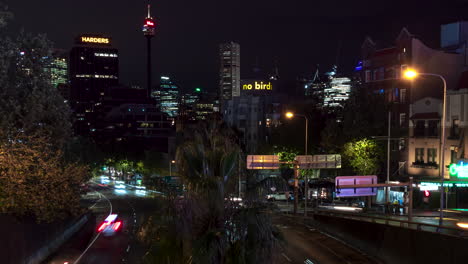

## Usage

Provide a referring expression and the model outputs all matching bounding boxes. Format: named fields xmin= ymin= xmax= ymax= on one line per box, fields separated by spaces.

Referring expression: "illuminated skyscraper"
xmin=180 ymin=88 xmax=201 ymax=120
xmin=152 ymin=76 xmax=179 ymax=118
xmin=45 ymin=49 xmax=68 ymax=88
xmin=219 ymin=42 xmax=240 ymax=101
xmin=143 ymin=1 xmax=156 ymax=98
xmin=69 ymin=35 xmax=119 ymax=135
xmin=323 ymin=76 xmax=351 ymax=108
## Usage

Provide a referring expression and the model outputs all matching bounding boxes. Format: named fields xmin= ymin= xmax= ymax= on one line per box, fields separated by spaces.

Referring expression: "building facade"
xmin=219 ymin=42 xmax=241 ymax=101
xmin=223 ymin=93 xmax=284 ymax=153
xmin=361 ymin=27 xmax=465 ymax=176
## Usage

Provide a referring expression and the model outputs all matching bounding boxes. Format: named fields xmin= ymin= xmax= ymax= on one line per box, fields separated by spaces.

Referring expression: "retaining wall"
xmin=0 ymin=212 xmax=93 ymax=264
xmin=305 ymin=214 xmax=468 ymax=264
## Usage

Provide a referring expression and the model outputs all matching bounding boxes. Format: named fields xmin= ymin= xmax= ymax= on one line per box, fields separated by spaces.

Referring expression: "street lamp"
xmin=285 ymin=111 xmax=309 ymax=216
xmin=404 ymin=69 xmax=447 ymax=226
xmin=285 ymin=112 xmax=308 ymax=155
xmin=169 ymin=160 xmax=175 ymax=176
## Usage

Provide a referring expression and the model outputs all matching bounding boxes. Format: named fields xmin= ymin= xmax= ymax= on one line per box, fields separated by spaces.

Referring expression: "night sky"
xmin=4 ymin=0 xmax=468 ymax=92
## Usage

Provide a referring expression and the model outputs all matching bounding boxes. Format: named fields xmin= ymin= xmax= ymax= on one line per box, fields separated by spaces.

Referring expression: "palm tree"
xmin=142 ymin=117 xmax=279 ymax=264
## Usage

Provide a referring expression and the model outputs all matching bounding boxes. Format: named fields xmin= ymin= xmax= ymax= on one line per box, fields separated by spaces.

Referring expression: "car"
xmin=266 ymin=192 xmax=294 ymax=201
xmin=97 ymin=214 xmax=123 ymax=237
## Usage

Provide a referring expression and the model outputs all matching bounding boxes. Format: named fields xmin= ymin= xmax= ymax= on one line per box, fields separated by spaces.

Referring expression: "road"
xmin=44 ymin=181 xmax=160 ymax=264
xmin=272 ymin=214 xmax=379 ymax=264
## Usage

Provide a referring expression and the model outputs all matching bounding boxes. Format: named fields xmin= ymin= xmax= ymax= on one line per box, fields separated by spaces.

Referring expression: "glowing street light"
xmin=285 ymin=112 xmax=294 ymax=119
xmin=403 ymin=68 xmax=447 ymax=226
xmin=403 ymin=69 xmax=418 ymax=79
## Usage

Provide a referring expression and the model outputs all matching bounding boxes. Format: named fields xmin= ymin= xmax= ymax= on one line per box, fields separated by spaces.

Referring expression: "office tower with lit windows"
xmin=152 ymin=76 xmax=180 ymax=118
xmin=69 ymin=34 xmax=119 ymax=135
xmin=323 ymin=76 xmax=351 ymax=108
xmin=219 ymin=42 xmax=240 ymax=101
xmin=45 ymin=49 xmax=68 ymax=88
xmin=180 ymin=88 xmax=202 ymax=120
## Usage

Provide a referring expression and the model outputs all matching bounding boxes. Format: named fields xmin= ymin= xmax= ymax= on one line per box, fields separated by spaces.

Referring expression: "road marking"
xmin=89 ymin=192 xmax=102 ymax=209
xmin=73 ymin=191 xmax=113 ymax=264
xmin=286 ymin=218 xmax=353 ymax=264
xmin=282 ymin=253 xmax=292 ymax=262
xmin=126 ymin=245 xmax=131 ymax=252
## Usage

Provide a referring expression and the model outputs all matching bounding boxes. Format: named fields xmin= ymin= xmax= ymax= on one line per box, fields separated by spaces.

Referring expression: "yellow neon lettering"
xmin=81 ymin=37 xmax=110 ymax=44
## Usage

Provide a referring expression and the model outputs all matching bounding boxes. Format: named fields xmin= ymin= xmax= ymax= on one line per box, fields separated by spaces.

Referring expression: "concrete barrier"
xmin=304 ymin=214 xmax=468 ymax=264
xmin=25 ymin=213 xmax=90 ymax=264
xmin=0 ymin=212 xmax=93 ymax=264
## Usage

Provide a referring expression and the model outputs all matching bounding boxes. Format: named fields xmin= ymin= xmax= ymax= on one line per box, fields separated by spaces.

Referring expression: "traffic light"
xmin=424 ymin=190 xmax=430 ymax=197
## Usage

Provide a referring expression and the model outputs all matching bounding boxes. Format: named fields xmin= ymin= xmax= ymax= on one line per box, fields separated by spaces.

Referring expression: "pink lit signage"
xmin=335 ymin=175 xmax=378 ymax=197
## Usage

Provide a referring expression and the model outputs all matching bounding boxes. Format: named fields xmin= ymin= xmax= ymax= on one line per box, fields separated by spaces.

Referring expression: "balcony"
xmin=411 ymin=161 xmax=438 ymax=169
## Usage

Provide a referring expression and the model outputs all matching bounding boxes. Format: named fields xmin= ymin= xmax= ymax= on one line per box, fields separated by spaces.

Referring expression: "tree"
xmin=320 ymin=85 xmax=388 ymax=153
xmin=343 ymin=138 xmax=384 ymax=175
xmin=0 ymin=30 xmax=71 ymax=149
xmin=0 ymin=136 xmax=88 ymax=222
xmin=0 ymin=8 xmax=87 ymax=222
xmin=141 ymin=118 xmax=279 ymax=263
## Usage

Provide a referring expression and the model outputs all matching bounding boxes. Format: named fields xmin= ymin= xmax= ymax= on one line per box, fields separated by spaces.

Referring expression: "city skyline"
xmin=4 ymin=0 xmax=468 ymax=92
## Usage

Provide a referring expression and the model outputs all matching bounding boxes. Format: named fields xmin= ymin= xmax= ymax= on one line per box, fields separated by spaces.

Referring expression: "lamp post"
xmin=285 ymin=112 xmax=309 ymax=216
xmin=169 ymin=160 xmax=175 ymax=176
xmin=404 ymin=69 xmax=447 ymax=226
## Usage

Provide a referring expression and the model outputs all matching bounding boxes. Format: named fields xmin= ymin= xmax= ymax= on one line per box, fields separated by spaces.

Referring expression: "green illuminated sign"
xmin=449 ymin=162 xmax=468 ymax=178
xmin=195 ymin=88 xmax=201 ymax=92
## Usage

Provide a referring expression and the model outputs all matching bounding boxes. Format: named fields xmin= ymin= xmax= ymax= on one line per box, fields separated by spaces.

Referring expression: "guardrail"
xmin=308 ymin=208 xmax=468 ymax=238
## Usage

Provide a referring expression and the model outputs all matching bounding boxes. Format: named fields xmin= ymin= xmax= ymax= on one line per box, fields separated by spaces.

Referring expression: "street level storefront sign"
xmin=449 ymin=162 xmax=468 ymax=178
xmin=420 ymin=181 xmax=468 ymax=190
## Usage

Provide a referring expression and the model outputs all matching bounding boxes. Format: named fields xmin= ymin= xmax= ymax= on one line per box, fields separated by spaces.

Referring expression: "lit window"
xmin=427 ymin=148 xmax=437 ymax=163
xmin=365 ymin=70 xmax=371 ymax=82
xmin=400 ymin=89 xmax=407 ymax=103
xmin=399 ymin=113 xmax=406 ymax=126
xmin=415 ymin=148 xmax=424 ymax=163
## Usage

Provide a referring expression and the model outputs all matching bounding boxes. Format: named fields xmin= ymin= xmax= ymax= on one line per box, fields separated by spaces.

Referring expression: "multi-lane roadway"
xmin=44 ymin=179 xmax=159 ymax=264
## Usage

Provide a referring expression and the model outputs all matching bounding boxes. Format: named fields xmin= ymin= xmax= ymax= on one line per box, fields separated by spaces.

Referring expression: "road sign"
xmin=335 ymin=175 xmax=378 ymax=197
xmin=295 ymin=154 xmax=341 ymax=169
xmin=246 ymin=155 xmax=280 ymax=170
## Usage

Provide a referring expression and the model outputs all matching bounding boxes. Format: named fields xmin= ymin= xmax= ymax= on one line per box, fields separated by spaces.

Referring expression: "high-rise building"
xmin=69 ymin=34 xmax=119 ymax=135
xmin=323 ymin=76 xmax=351 ymax=108
xmin=45 ymin=49 xmax=68 ymax=88
xmin=224 ymin=94 xmax=285 ymax=153
xmin=152 ymin=76 xmax=179 ymax=118
xmin=180 ymin=88 xmax=202 ymax=121
xmin=219 ymin=42 xmax=240 ymax=101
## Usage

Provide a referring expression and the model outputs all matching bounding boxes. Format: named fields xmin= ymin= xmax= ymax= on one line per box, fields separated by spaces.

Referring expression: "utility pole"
xmin=304 ymin=117 xmax=309 ymax=217
xmin=386 ymin=111 xmax=391 ymax=203
xmin=293 ymin=161 xmax=299 ymax=214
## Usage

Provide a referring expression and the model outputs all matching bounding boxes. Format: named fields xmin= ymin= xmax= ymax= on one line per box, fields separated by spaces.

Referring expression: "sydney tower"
xmin=142 ymin=1 xmax=155 ymax=99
